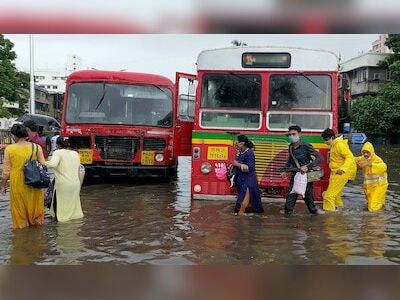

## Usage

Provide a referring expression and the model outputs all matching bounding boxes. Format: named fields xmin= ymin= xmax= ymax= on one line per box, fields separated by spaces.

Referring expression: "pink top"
xmin=30 ymin=134 xmax=49 ymax=159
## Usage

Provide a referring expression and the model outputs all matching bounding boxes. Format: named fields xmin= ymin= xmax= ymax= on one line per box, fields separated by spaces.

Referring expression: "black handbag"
xmin=24 ymin=143 xmax=51 ymax=188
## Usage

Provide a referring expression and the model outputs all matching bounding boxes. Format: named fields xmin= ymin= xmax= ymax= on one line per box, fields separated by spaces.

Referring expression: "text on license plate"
xmin=141 ymin=151 xmax=155 ymax=165
xmin=78 ymin=149 xmax=93 ymax=164
xmin=207 ymin=146 xmax=228 ymax=160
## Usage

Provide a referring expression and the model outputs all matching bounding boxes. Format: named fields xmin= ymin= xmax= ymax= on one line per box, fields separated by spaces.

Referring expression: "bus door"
xmin=174 ymin=72 xmax=197 ymax=157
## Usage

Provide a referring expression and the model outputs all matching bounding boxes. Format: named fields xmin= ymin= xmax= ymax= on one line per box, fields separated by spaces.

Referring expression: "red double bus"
xmin=62 ymin=70 xmax=194 ymax=179
xmin=188 ymin=47 xmax=339 ymax=201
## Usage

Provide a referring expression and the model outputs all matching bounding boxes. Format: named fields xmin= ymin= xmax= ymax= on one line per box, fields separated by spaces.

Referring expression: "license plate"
xmin=207 ymin=146 xmax=228 ymax=160
xmin=78 ymin=149 xmax=93 ymax=164
xmin=141 ymin=151 xmax=155 ymax=165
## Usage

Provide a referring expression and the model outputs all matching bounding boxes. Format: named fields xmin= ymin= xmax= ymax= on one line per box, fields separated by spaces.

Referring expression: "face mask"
xmin=289 ymin=135 xmax=299 ymax=143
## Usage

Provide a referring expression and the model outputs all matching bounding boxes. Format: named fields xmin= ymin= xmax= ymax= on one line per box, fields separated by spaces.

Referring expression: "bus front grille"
xmin=254 ymin=141 xmax=289 ymax=183
xmin=68 ymin=136 xmax=91 ymax=149
xmin=143 ymin=138 xmax=166 ymax=151
xmin=95 ymin=136 xmax=140 ymax=160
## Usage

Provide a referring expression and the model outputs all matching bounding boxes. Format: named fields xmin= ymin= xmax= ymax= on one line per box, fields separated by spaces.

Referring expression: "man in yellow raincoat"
xmin=321 ymin=129 xmax=357 ymax=211
xmin=355 ymin=142 xmax=388 ymax=211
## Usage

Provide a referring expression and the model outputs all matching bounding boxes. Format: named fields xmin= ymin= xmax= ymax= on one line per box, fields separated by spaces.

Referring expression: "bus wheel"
xmin=164 ymin=162 xmax=178 ymax=182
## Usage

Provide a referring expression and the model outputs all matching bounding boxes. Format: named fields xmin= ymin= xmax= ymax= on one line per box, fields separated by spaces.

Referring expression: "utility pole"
xmin=29 ymin=34 xmax=35 ymax=114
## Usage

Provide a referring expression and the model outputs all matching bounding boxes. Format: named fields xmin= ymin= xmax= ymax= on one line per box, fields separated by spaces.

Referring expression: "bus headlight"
xmin=155 ymin=153 xmax=164 ymax=162
xmin=201 ymin=162 xmax=211 ymax=174
xmin=194 ymin=185 xmax=202 ymax=192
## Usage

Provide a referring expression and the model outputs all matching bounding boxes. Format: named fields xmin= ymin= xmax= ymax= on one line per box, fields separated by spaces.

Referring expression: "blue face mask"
xmin=289 ymin=135 xmax=299 ymax=143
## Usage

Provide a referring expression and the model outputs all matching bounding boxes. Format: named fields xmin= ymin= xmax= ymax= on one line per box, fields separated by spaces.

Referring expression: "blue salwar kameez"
xmin=233 ymin=148 xmax=264 ymax=214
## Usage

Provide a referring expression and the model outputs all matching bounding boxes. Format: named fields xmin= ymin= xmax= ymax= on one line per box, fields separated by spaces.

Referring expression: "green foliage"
xmin=0 ymin=98 xmax=12 ymax=118
xmin=352 ymin=95 xmax=400 ymax=136
xmin=378 ymin=34 xmax=400 ymax=81
xmin=0 ymin=34 xmax=29 ymax=118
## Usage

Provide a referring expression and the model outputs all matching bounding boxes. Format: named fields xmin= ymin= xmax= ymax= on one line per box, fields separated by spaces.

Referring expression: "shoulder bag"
xmin=289 ymin=145 xmax=324 ymax=183
xmin=24 ymin=143 xmax=51 ymax=188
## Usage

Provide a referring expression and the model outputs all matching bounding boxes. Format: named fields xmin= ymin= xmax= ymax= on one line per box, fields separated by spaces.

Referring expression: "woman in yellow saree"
xmin=1 ymin=124 xmax=45 ymax=229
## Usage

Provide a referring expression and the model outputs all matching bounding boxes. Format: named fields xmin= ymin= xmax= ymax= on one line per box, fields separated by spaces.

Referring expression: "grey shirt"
xmin=286 ymin=141 xmax=323 ymax=170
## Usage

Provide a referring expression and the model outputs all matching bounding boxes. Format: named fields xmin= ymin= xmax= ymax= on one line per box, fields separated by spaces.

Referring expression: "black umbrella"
xmin=16 ymin=114 xmax=61 ymax=129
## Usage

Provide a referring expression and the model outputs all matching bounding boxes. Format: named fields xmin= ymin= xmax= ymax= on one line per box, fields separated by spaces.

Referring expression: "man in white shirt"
xmin=50 ymin=132 xmax=60 ymax=153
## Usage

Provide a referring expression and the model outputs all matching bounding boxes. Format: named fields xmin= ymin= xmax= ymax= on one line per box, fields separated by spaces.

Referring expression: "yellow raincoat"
xmin=355 ymin=142 xmax=388 ymax=211
xmin=323 ymin=136 xmax=357 ymax=211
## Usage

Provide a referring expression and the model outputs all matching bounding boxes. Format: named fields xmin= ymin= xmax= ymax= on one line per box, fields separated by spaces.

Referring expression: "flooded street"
xmin=0 ymin=146 xmax=399 ymax=265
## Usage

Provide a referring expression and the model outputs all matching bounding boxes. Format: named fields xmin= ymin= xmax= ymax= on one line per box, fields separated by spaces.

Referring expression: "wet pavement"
xmin=0 ymin=146 xmax=399 ymax=265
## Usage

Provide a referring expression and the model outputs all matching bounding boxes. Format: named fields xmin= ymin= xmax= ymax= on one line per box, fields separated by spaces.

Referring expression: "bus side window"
xmin=179 ymin=94 xmax=195 ymax=120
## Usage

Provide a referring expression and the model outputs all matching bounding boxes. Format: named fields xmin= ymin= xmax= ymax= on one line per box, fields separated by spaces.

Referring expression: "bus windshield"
xmin=65 ymin=83 xmax=173 ymax=127
xmin=269 ymin=74 xmax=331 ymax=110
xmin=201 ymin=73 xmax=261 ymax=108
xmin=200 ymin=73 xmax=261 ymax=129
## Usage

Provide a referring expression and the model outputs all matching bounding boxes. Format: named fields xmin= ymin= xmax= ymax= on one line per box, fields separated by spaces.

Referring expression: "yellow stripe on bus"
xmin=311 ymin=143 xmax=330 ymax=149
xmin=192 ymin=138 xmax=234 ymax=146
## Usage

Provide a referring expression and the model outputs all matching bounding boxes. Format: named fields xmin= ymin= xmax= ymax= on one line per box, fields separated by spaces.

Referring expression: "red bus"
xmin=188 ymin=47 xmax=339 ymax=201
xmin=62 ymin=70 xmax=194 ymax=179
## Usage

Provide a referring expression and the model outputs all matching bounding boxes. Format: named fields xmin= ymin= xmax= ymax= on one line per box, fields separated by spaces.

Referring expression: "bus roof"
xmin=67 ymin=70 xmax=174 ymax=87
xmin=196 ymin=46 xmax=339 ymax=72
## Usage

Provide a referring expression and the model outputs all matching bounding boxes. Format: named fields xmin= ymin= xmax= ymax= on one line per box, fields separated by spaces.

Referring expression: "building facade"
xmin=340 ymin=52 xmax=390 ymax=99
xmin=33 ymin=86 xmax=63 ymax=121
xmin=32 ymin=54 xmax=83 ymax=94
xmin=372 ymin=34 xmax=393 ymax=54
xmin=28 ymin=54 xmax=82 ymax=121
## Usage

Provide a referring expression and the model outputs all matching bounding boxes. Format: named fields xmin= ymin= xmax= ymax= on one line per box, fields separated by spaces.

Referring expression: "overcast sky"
xmin=5 ymin=34 xmax=378 ymax=80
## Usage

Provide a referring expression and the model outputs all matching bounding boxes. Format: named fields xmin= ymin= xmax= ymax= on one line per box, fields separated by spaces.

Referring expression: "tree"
xmin=352 ymin=34 xmax=400 ymax=138
xmin=378 ymin=34 xmax=400 ymax=81
xmin=0 ymin=98 xmax=12 ymax=118
xmin=352 ymin=95 xmax=400 ymax=136
xmin=0 ymin=34 xmax=29 ymax=118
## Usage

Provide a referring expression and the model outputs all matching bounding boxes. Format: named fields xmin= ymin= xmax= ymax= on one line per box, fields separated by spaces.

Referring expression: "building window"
xmin=362 ymin=70 xmax=367 ymax=82
xmin=52 ymin=85 xmax=58 ymax=89
xmin=373 ymin=73 xmax=381 ymax=80
xmin=357 ymin=69 xmax=367 ymax=82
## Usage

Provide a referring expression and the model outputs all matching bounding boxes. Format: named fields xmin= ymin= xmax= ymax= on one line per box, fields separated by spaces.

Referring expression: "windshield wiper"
xmin=229 ymin=72 xmax=260 ymax=85
xmin=151 ymin=84 xmax=171 ymax=99
xmin=298 ymin=72 xmax=326 ymax=94
xmin=95 ymin=82 xmax=107 ymax=110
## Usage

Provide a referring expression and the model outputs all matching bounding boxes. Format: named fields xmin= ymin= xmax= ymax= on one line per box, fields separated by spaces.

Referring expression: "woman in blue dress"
xmin=231 ymin=135 xmax=264 ymax=215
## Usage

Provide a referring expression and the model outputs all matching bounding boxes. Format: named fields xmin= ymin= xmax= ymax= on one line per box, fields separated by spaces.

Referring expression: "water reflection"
xmin=324 ymin=214 xmax=354 ymax=264
xmin=9 ymin=226 xmax=47 ymax=265
xmin=359 ymin=213 xmax=389 ymax=259
xmin=0 ymin=151 xmax=399 ymax=265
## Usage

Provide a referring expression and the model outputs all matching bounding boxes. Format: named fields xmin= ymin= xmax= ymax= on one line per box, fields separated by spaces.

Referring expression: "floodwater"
xmin=0 ymin=146 xmax=399 ymax=265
